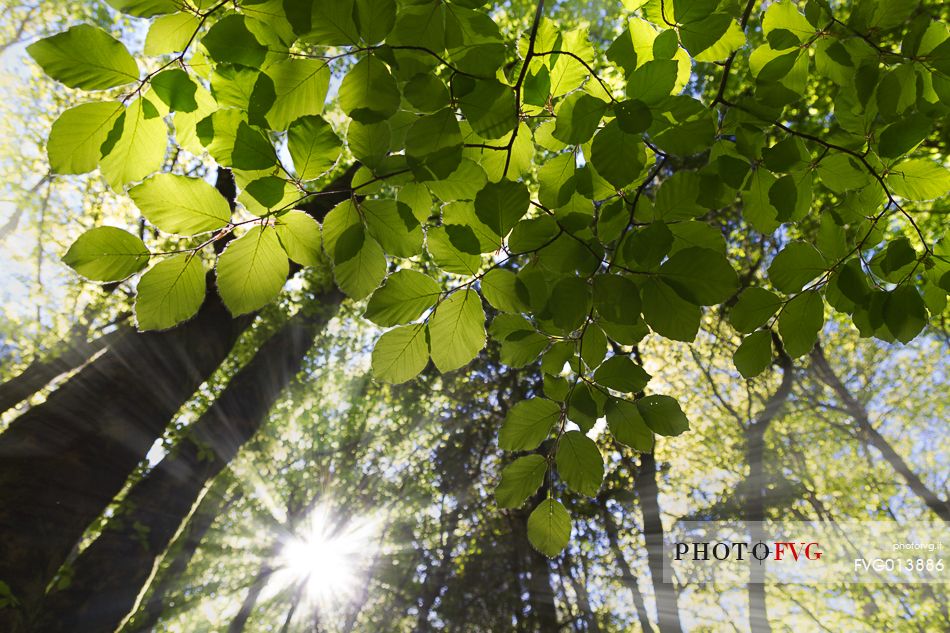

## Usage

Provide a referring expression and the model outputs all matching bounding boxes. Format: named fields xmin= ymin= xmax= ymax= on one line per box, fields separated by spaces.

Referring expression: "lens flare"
xmin=274 ymin=504 xmax=379 ymax=608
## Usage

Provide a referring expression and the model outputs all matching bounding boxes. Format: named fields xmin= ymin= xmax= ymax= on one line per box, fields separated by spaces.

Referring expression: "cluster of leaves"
xmin=29 ymin=0 xmax=950 ymax=556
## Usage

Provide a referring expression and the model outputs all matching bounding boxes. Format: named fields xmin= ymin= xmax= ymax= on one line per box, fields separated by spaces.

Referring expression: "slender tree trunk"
xmin=0 ymin=169 xmax=355 ymax=630
xmin=744 ymin=345 xmax=794 ymax=633
xmin=810 ymin=345 xmax=950 ymax=523
xmin=415 ymin=511 xmax=460 ymax=632
xmin=513 ymin=488 xmax=559 ymax=633
xmin=0 ymin=326 xmax=127 ymax=415
xmin=124 ymin=479 xmax=241 ymax=633
xmin=279 ymin=580 xmax=307 ymax=633
xmin=600 ymin=506 xmax=654 ymax=633
xmin=746 ymin=415 xmax=770 ymax=633
xmin=631 ymin=453 xmax=683 ymax=633
xmin=228 ymin=561 xmax=277 ymax=633
xmin=562 ymin=550 xmax=601 ymax=633
xmin=525 ymin=545 xmax=559 ymax=632
xmin=36 ymin=296 xmax=342 ymax=633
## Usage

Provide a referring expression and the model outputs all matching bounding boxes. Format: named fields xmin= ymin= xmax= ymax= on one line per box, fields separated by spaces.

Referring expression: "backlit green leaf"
xmin=216 ymin=226 xmax=288 ymax=315
xmin=129 ymin=174 xmax=231 ymax=236
xmin=28 ymin=25 xmax=139 ymax=90
xmin=428 ymin=289 xmax=486 ymax=372
xmin=495 ymin=455 xmax=547 ymax=508
xmin=62 ymin=226 xmax=150 ymax=282
xmin=555 ymin=431 xmax=603 ymax=497
xmin=134 ymin=254 xmax=206 ymax=331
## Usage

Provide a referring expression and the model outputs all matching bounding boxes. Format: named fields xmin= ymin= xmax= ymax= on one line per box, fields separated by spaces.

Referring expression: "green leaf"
xmin=494 ymin=324 xmax=549 ymax=368
xmin=883 ymin=286 xmax=927 ymax=343
xmin=778 ymin=290 xmax=824 ymax=357
xmin=348 ymin=120 xmax=391 ymax=169
xmin=231 ymin=122 xmax=276 ymax=170
xmin=637 ymin=394 xmax=689 ymax=437
xmin=427 ymin=227 xmax=481 ymax=275
xmin=150 ymin=69 xmax=197 ymax=113
xmin=878 ymin=114 xmax=930 ymax=159
xmin=364 ymin=270 xmax=441 ymax=326
xmin=99 ymin=98 xmax=167 ymax=191
xmin=333 ymin=226 xmax=387 ymax=299
xmin=590 ymin=120 xmax=646 ymax=188
xmin=593 ymin=356 xmax=651 ymax=392
xmin=129 ymin=174 xmax=231 ymax=236
xmin=371 ymin=323 xmax=429 ymax=384
xmin=406 ymin=108 xmax=463 ymax=180
xmin=265 ymin=59 xmax=331 ymax=131
xmin=495 ymin=455 xmax=547 ymax=509
xmin=614 ymin=99 xmax=652 ymax=134
xmin=338 ymin=55 xmax=400 ymax=123
xmin=769 ymin=242 xmax=827 ymax=294
xmin=106 ymin=0 xmax=178 ymax=17
xmin=548 ymin=276 xmax=591 ymax=331
xmin=593 ymin=274 xmax=641 ymax=324
xmin=456 ymin=77 xmax=516 ymax=139
xmin=553 ymin=92 xmax=607 ymax=145
xmin=47 ymin=102 xmax=123 ymax=174
xmin=134 ymin=254 xmax=206 ymax=331
xmin=679 ymin=13 xmax=731 ymax=57
xmin=733 ymin=330 xmax=773 ymax=379
xmin=201 ymin=15 xmax=267 ymax=68
xmin=216 ymin=226 xmax=288 ymax=315
xmin=499 ymin=398 xmax=561 ymax=451
xmin=428 ymin=289 xmax=486 ymax=372
xmin=404 ymin=74 xmax=450 ymax=113
xmin=768 ymin=241 xmax=828 ymax=293
xmin=274 ymin=210 xmax=322 ymax=267
xmin=361 ymin=200 xmax=423 ymax=258
xmin=568 ymin=382 xmax=600 ymax=431
xmin=627 ymin=59 xmax=678 ymax=104
xmin=482 ymin=268 xmax=526 ymax=313
xmin=581 ymin=325 xmax=608 ymax=369
xmin=426 ymin=158 xmax=487 ymax=202
xmin=354 ymin=0 xmax=397 ymax=44
xmin=243 ymin=176 xmax=288 ymax=211
xmin=144 ymin=12 xmax=201 ymax=55
xmin=886 ymin=159 xmax=950 ymax=201
xmin=658 ymin=247 xmax=739 ymax=305
xmin=287 ymin=115 xmax=341 ymax=180
xmin=27 ymin=24 xmax=139 ymax=90
xmin=62 ymin=226 xmax=149 ymax=282
xmin=641 ymin=278 xmax=701 ymax=342
xmin=556 ymin=431 xmax=603 ymax=497
xmin=474 ymin=180 xmax=530 ymax=238
xmin=624 ymin=221 xmax=674 ymax=266
xmin=307 ymin=0 xmax=360 ymax=45
xmin=730 ymin=287 xmax=782 ymax=333
xmin=605 ymin=399 xmax=654 ymax=452
xmin=527 ymin=499 xmax=571 ymax=558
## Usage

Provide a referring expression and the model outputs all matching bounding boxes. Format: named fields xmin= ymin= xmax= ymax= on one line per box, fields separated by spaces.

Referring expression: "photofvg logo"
xmin=674 ymin=540 xmax=823 ymax=563
xmin=665 ymin=522 xmax=947 ymax=585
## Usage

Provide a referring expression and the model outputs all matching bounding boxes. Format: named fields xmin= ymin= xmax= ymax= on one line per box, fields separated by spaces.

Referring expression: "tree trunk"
xmin=600 ymin=505 xmax=654 ymax=633
xmin=124 ymin=478 xmax=241 ymax=633
xmin=525 ymin=545 xmax=559 ymax=632
xmin=631 ymin=453 xmax=683 ymax=633
xmin=0 ymin=168 xmax=355 ymax=630
xmin=0 ymin=326 xmax=127 ymax=415
xmin=34 ymin=297 xmax=341 ymax=633
xmin=562 ymin=550 xmax=601 ymax=633
xmin=0 ymin=282 xmax=252 ymax=630
xmin=744 ymin=345 xmax=794 ymax=633
xmin=810 ymin=345 xmax=950 ymax=523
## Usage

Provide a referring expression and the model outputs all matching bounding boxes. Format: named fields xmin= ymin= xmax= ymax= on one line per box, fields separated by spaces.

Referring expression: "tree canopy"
xmin=0 ymin=0 xmax=948 ymax=631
